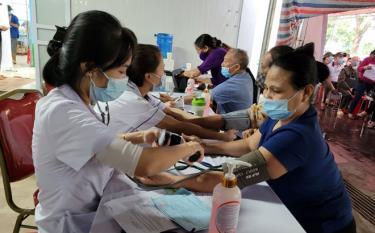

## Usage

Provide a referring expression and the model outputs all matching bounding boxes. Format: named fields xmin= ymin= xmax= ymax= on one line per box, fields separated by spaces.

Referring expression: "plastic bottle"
xmin=191 ymin=97 xmax=205 ymax=116
xmin=185 ymin=78 xmax=195 ymax=94
xmin=208 ymin=160 xmax=252 ymax=233
xmin=203 ymin=88 xmax=211 ymax=116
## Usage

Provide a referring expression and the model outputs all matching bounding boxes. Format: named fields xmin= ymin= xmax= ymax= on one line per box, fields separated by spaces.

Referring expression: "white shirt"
xmin=32 ymin=85 xmax=142 ymax=233
xmin=107 ymin=81 xmax=166 ymax=132
xmin=328 ymin=62 xmax=344 ymax=83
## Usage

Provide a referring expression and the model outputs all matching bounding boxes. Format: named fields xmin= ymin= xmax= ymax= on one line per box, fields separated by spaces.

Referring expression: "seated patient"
xmin=140 ymin=45 xmax=355 ymax=233
xmin=105 ymin=44 xmax=236 ymax=141
xmin=211 ymin=48 xmax=255 ymax=114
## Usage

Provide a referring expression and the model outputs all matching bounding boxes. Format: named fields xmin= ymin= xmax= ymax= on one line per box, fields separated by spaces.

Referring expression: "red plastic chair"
xmin=352 ymin=95 xmax=371 ymax=115
xmin=0 ymin=90 xmax=42 ymax=233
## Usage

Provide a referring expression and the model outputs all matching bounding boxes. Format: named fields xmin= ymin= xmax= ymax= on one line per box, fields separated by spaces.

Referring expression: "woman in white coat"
xmin=32 ymin=11 xmax=203 ymax=233
xmin=107 ymin=44 xmax=236 ymax=141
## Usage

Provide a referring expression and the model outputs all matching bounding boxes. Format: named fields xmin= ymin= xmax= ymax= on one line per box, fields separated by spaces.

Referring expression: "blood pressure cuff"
xmin=221 ymin=109 xmax=251 ymax=131
xmin=223 ymin=150 xmax=269 ymax=189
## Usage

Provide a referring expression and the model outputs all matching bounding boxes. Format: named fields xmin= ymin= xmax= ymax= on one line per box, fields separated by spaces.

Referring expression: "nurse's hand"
xmin=164 ymin=101 xmax=176 ymax=108
xmin=181 ymin=133 xmax=203 ymax=144
xmin=183 ymin=141 xmax=204 ymax=164
xmin=159 ymin=93 xmax=175 ymax=103
xmin=143 ymin=128 xmax=161 ymax=145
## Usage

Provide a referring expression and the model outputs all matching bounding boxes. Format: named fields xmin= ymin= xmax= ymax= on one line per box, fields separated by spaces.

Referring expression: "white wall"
xmin=31 ymin=0 xmax=276 ymax=88
xmin=71 ymin=0 xmax=243 ymax=68
xmin=237 ymin=0 xmax=270 ymax=76
xmin=300 ymin=15 xmax=328 ymax=61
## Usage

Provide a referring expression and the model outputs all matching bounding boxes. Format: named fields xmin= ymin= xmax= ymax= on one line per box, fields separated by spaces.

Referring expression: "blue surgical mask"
xmin=221 ymin=66 xmax=231 ymax=78
xmin=338 ymin=58 xmax=345 ymax=65
xmin=259 ymin=91 xmax=300 ymax=120
xmin=90 ymin=72 xmax=128 ymax=103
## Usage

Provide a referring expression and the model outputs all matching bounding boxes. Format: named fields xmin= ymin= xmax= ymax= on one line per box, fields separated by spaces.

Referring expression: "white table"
xmin=90 ymin=157 xmax=306 ymax=233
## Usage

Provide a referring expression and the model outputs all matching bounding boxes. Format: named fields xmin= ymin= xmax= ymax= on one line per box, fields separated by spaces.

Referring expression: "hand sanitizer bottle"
xmin=208 ymin=160 xmax=252 ymax=233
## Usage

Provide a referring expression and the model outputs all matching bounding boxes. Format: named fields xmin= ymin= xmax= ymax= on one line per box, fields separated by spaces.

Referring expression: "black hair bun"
xmin=294 ymin=42 xmax=315 ymax=58
xmin=47 ymin=26 xmax=67 ymax=57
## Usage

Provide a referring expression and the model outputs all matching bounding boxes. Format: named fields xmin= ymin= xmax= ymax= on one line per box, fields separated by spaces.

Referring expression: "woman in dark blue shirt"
xmin=140 ymin=44 xmax=355 ymax=233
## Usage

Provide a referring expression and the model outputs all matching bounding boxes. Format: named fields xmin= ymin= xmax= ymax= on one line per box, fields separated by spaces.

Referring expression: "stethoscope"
xmin=96 ymin=101 xmax=110 ymax=126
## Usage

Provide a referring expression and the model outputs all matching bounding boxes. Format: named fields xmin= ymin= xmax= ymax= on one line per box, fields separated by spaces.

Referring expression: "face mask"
xmin=338 ymin=58 xmax=345 ymax=65
xmin=199 ymin=52 xmax=209 ymax=61
xmin=352 ymin=61 xmax=358 ymax=68
xmin=329 ymin=56 xmax=334 ymax=63
xmin=90 ymin=72 xmax=128 ymax=103
xmin=259 ymin=91 xmax=300 ymax=120
xmin=221 ymin=66 xmax=231 ymax=78
xmin=152 ymin=74 xmax=166 ymax=91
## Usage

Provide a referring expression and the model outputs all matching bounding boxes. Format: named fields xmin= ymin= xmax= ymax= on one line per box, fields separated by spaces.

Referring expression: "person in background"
xmin=140 ymin=45 xmax=355 ymax=233
xmin=348 ymin=49 xmax=375 ymax=119
xmin=323 ymin=51 xmax=334 ymax=65
xmin=107 ymin=44 xmax=236 ymax=141
xmin=211 ymin=48 xmax=254 ymax=114
xmin=32 ymin=11 xmax=204 ymax=233
xmin=321 ymin=52 xmax=344 ymax=110
xmin=336 ymin=58 xmax=358 ymax=115
xmin=256 ymin=45 xmax=294 ymax=93
xmin=8 ymin=5 xmax=19 ymax=64
xmin=182 ymin=34 xmax=229 ymax=87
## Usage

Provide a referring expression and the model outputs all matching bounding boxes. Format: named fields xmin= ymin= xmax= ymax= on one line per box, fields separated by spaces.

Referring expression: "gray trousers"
xmin=11 ymin=38 xmax=17 ymax=58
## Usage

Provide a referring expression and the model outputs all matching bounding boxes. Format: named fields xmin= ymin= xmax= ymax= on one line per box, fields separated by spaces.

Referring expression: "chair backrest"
xmin=0 ymin=92 xmax=42 ymax=182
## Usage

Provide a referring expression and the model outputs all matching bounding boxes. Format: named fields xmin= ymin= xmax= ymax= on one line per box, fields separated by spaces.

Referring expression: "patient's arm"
xmin=138 ymin=171 xmax=222 ymax=193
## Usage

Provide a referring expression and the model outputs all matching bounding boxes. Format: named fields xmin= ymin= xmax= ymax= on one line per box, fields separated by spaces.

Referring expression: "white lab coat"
xmin=32 ymin=85 xmax=142 ymax=233
xmin=106 ymin=81 xmax=166 ymax=132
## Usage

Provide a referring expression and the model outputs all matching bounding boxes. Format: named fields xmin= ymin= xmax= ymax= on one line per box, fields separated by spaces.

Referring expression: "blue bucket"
xmin=155 ymin=33 xmax=173 ymax=58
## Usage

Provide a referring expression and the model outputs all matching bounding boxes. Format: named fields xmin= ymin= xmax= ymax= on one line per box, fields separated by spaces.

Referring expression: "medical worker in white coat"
xmin=107 ymin=44 xmax=236 ymax=141
xmin=32 ymin=11 xmax=204 ymax=233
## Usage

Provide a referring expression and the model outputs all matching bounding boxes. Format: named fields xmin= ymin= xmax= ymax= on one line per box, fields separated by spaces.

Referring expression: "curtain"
xmin=277 ymin=0 xmax=375 ymax=46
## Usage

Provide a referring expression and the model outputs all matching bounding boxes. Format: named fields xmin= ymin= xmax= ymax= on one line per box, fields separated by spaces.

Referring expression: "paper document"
xmin=104 ymin=191 xmax=177 ymax=233
xmin=363 ymin=65 xmax=375 ymax=81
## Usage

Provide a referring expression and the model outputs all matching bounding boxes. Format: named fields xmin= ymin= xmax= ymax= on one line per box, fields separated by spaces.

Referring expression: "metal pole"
xmin=257 ymin=0 xmax=277 ymax=76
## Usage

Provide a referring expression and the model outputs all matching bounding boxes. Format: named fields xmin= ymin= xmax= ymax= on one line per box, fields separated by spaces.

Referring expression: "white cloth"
xmin=328 ymin=63 xmax=344 ymax=83
xmin=32 ymin=85 xmax=142 ymax=233
xmin=107 ymin=81 xmax=166 ymax=133
xmin=96 ymin=137 xmax=142 ymax=177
